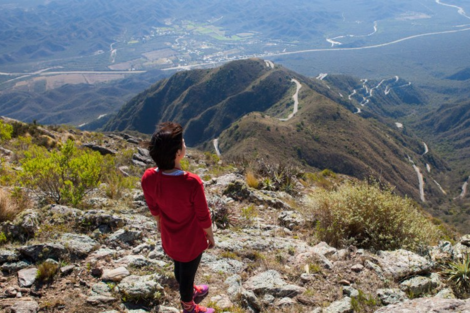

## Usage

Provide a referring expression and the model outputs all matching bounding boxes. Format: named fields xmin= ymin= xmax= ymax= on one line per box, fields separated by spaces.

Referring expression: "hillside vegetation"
xmin=0 ymin=118 xmax=468 ymax=312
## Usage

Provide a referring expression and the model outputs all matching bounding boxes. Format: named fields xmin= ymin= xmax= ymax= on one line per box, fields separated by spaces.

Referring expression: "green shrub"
xmin=306 ymin=181 xmax=442 ymax=251
xmin=19 ymin=140 xmax=109 ymax=206
xmin=443 ymin=254 xmax=470 ymax=297
xmin=0 ymin=120 xmax=13 ymax=141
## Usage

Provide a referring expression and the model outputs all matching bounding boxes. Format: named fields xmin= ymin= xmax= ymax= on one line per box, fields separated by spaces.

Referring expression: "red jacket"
xmin=141 ymin=168 xmax=212 ymax=262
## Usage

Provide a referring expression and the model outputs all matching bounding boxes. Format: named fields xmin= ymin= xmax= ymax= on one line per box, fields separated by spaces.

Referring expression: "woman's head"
xmin=148 ymin=122 xmax=184 ymax=170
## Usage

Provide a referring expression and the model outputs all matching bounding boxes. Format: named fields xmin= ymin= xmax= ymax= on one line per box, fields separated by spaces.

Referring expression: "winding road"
xmin=413 ymin=164 xmax=426 ymax=202
xmin=279 ymin=79 xmax=302 ymax=122
xmin=213 ymin=138 xmax=221 ymax=157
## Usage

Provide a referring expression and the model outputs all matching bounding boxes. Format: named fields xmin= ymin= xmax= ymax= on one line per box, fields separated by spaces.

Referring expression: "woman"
xmin=141 ymin=122 xmax=215 ymax=313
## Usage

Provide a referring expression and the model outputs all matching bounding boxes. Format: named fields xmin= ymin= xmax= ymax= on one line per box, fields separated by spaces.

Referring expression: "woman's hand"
xmin=203 ymin=226 xmax=216 ymax=249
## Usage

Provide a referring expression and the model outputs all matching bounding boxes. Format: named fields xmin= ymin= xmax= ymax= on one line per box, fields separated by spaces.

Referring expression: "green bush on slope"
xmin=306 ymin=182 xmax=442 ymax=251
xmin=19 ymin=139 xmax=109 ymax=206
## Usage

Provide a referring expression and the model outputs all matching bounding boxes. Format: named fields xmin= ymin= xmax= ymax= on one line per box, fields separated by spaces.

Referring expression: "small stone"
xmin=210 ymin=294 xmax=233 ymax=309
xmin=460 ymin=234 xmax=470 ymax=247
xmin=241 ymin=290 xmax=262 ymax=312
xmin=277 ymin=297 xmax=296 ymax=307
xmin=60 ymin=265 xmax=75 ymax=276
xmin=10 ymin=300 xmax=39 ymax=313
xmin=399 ymin=276 xmax=437 ymax=297
xmin=5 ymin=287 xmax=18 ymax=297
xmin=18 ymin=268 xmax=38 ymax=287
xmin=323 ymin=297 xmax=352 ymax=313
xmin=351 ymin=264 xmax=364 ymax=273
xmin=339 ymin=280 xmax=351 ymax=286
xmin=300 ymin=273 xmax=316 ymax=283
xmin=435 ymin=288 xmax=456 ymax=299
xmin=102 ymin=267 xmax=130 ymax=282
xmin=343 ymin=286 xmax=359 ymax=298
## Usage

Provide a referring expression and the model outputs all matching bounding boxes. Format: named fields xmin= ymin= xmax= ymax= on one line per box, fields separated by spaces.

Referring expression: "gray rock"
xmin=9 ymin=300 xmax=39 ymax=313
xmin=48 ymin=205 xmax=82 ymax=218
xmin=61 ymin=233 xmax=99 ymax=257
xmin=460 ymin=234 xmax=470 ymax=247
xmin=376 ymin=249 xmax=433 ymax=280
xmin=156 ymin=306 xmax=180 ymax=313
xmin=89 ymin=248 xmax=117 ymax=260
xmin=2 ymin=210 xmax=39 ymax=240
xmin=225 ymin=274 xmax=243 ymax=299
xmin=243 ymin=270 xmax=306 ymax=298
xmin=91 ymin=282 xmax=113 ymax=297
xmin=343 ymin=286 xmax=359 ymax=298
xmin=262 ymin=294 xmax=275 ymax=305
xmin=18 ymin=267 xmax=38 ymax=287
xmin=102 ymin=267 xmax=130 ymax=282
xmin=0 ymin=249 xmax=19 ymax=264
xmin=277 ymin=297 xmax=296 ymax=307
xmin=453 ymin=242 xmax=470 ymax=259
xmin=430 ymin=241 xmax=454 ymax=262
xmin=210 ymin=294 xmax=233 ymax=310
xmin=132 ymin=243 xmax=152 ymax=254
xmin=205 ymin=258 xmax=244 ymax=274
xmin=311 ymin=242 xmax=337 ymax=258
xmin=435 ymin=288 xmax=456 ymax=299
xmin=374 ymin=297 xmax=470 ymax=313
xmin=17 ymin=243 xmax=66 ymax=262
xmin=117 ymin=274 xmax=163 ymax=303
xmin=399 ymin=276 xmax=437 ymax=297
xmin=300 ymin=273 xmax=317 ymax=283
xmin=365 ymin=260 xmax=384 ymax=280
xmin=323 ymin=297 xmax=352 ymax=313
xmin=241 ymin=289 xmax=262 ymax=312
xmin=107 ymin=229 xmax=142 ymax=246
xmin=278 ymin=211 xmax=305 ymax=230
xmin=80 ymin=210 xmax=125 ymax=229
xmin=86 ymin=296 xmax=117 ymax=304
xmin=115 ymin=255 xmax=156 ymax=268
xmin=2 ymin=261 xmax=31 ymax=272
xmin=376 ymin=288 xmax=408 ymax=305
xmin=82 ymin=144 xmax=116 ymax=155
xmin=60 ymin=265 xmax=75 ymax=276
xmin=295 ymin=250 xmax=333 ymax=270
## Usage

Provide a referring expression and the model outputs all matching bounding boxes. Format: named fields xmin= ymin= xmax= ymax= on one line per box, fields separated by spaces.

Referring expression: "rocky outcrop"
xmin=374 ymin=297 xmax=470 ymax=312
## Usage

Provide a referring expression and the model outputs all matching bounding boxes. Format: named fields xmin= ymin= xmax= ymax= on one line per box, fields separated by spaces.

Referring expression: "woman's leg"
xmin=177 ymin=254 xmax=202 ymax=302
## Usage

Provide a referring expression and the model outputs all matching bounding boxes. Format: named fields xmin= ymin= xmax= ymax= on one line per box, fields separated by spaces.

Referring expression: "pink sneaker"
xmin=193 ymin=284 xmax=209 ymax=304
xmin=182 ymin=301 xmax=215 ymax=313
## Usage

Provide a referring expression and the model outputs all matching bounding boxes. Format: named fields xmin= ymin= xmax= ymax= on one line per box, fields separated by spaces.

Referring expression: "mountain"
xmin=104 ymin=59 xmax=449 ymax=205
xmin=0 ymin=70 xmax=168 ymax=126
xmin=447 ymin=67 xmax=470 ymax=81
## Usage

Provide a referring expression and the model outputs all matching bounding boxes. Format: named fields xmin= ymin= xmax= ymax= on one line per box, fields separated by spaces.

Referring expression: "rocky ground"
xmin=0 ymin=127 xmax=470 ymax=313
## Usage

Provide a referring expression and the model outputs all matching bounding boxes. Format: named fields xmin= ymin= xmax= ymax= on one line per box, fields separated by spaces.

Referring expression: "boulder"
xmin=9 ymin=300 xmax=39 ymax=313
xmin=243 ymin=270 xmax=306 ymax=298
xmin=399 ymin=276 xmax=438 ymax=297
xmin=61 ymin=233 xmax=99 ymax=258
xmin=311 ymin=242 xmax=337 ymax=259
xmin=241 ymin=289 xmax=262 ymax=312
xmin=80 ymin=210 xmax=125 ymax=229
xmin=107 ymin=229 xmax=142 ymax=246
xmin=0 ymin=249 xmax=20 ymax=264
xmin=81 ymin=144 xmax=116 ymax=155
xmin=205 ymin=258 xmax=244 ymax=274
xmin=18 ymin=268 xmax=38 ymax=287
xmin=323 ymin=297 xmax=352 ymax=313
xmin=225 ymin=275 xmax=243 ymax=300
xmin=210 ymin=294 xmax=233 ymax=310
xmin=460 ymin=234 xmax=470 ymax=247
xmin=374 ymin=297 xmax=470 ymax=313
xmin=376 ymin=288 xmax=408 ymax=305
xmin=117 ymin=274 xmax=163 ymax=303
xmin=17 ymin=243 xmax=66 ymax=262
xmin=2 ymin=261 xmax=31 ymax=272
xmin=376 ymin=249 xmax=433 ymax=280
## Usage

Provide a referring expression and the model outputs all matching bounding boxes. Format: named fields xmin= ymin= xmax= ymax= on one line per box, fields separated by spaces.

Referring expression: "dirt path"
xmin=413 ymin=164 xmax=426 ymax=202
xmin=279 ymin=79 xmax=302 ymax=121
xmin=213 ymin=138 xmax=221 ymax=157
xmin=460 ymin=176 xmax=470 ymax=199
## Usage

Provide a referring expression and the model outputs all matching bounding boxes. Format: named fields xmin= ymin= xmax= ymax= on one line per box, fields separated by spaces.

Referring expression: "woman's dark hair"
xmin=148 ymin=122 xmax=183 ymax=170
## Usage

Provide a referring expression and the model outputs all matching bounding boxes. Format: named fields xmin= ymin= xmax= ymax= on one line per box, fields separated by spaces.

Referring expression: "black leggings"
xmin=173 ymin=253 xmax=202 ymax=302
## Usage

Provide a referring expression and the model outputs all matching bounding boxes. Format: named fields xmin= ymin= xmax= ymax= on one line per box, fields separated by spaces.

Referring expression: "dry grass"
xmin=0 ymin=188 xmax=30 ymax=222
xmin=305 ymin=181 xmax=442 ymax=251
xmin=245 ymin=171 xmax=259 ymax=189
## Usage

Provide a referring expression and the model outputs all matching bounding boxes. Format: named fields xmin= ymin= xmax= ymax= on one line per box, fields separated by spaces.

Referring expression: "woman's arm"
xmin=203 ymin=226 xmax=215 ymax=249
